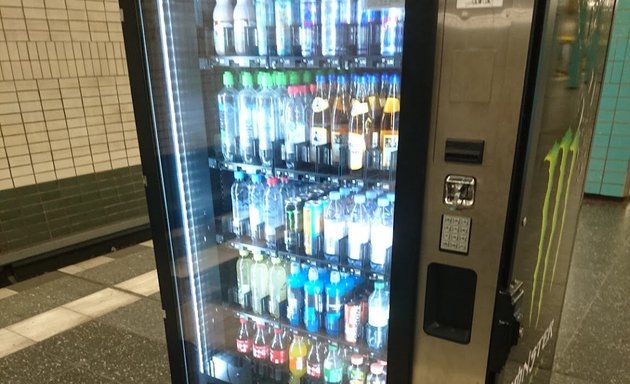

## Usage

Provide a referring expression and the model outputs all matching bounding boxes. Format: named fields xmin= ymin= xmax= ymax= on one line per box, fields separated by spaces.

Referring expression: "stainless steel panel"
xmin=413 ymin=0 xmax=536 ymax=381
xmin=497 ymin=0 xmax=615 ymax=382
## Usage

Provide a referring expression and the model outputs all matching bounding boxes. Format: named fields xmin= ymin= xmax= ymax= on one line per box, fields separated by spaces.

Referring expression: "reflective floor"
xmin=0 ymin=197 xmax=627 ymax=383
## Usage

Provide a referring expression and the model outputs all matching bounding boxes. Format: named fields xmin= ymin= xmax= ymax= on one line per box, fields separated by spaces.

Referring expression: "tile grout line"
xmin=0 ymin=266 xmax=160 ymax=359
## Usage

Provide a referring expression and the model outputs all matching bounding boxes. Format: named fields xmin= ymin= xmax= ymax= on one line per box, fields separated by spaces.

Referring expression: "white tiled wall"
xmin=0 ymin=0 xmax=140 ymax=191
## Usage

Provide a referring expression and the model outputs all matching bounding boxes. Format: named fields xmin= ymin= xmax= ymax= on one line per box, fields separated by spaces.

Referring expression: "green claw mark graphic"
xmin=530 ymin=142 xmax=560 ymax=326
xmin=536 ymin=131 xmax=573 ymax=326
xmin=551 ymin=129 xmax=581 ymax=287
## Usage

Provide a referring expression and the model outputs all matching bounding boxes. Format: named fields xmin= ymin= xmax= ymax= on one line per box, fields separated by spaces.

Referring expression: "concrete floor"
xmin=0 ymin=198 xmax=627 ymax=383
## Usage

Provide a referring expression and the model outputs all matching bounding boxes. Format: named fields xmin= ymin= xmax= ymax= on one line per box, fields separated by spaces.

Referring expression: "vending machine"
xmin=118 ymin=0 xmax=614 ymax=382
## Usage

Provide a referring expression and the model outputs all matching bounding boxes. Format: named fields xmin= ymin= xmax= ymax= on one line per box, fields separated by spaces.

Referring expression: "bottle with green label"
xmin=323 ymin=344 xmax=344 ymax=383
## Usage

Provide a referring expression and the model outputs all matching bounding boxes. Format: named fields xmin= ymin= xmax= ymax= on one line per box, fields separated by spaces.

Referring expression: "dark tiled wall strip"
xmin=0 ymin=165 xmax=147 ymax=252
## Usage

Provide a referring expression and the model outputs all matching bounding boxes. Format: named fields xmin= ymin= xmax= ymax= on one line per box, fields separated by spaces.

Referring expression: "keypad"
xmin=440 ymin=215 xmax=471 ymax=254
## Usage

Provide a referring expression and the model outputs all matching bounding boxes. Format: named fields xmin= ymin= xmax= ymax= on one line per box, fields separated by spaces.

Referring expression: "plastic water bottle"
xmin=370 ymin=197 xmax=392 ymax=270
xmin=274 ymin=72 xmax=289 ymax=142
xmin=366 ymin=362 xmax=385 ymax=384
xmin=323 ymin=344 xmax=344 ymax=383
xmin=380 ymin=7 xmax=404 ymax=56
xmin=231 ymin=171 xmax=250 ymax=236
xmin=256 ymin=73 xmax=278 ymax=166
xmin=238 ymin=72 xmax=258 ymax=163
xmin=268 ymin=257 xmax=287 ymax=318
xmin=218 ymin=72 xmax=239 ymax=161
xmin=284 ymin=85 xmax=309 ymax=168
xmin=234 ymin=0 xmax=257 ymax=55
xmin=367 ymin=281 xmax=389 ymax=349
xmin=255 ymin=0 xmax=276 ymax=55
xmin=325 ymin=270 xmax=344 ymax=336
xmin=347 ymin=194 xmax=370 ymax=267
xmin=264 ymin=176 xmax=284 ymax=247
xmin=304 ymin=267 xmax=324 ymax=332
xmin=249 ymin=174 xmax=266 ymax=240
xmin=236 ymin=249 xmax=253 ymax=307
xmin=287 ymin=262 xmax=305 ymax=326
xmin=321 ymin=0 xmax=339 ymax=56
xmin=275 ymin=0 xmax=299 ymax=56
xmin=250 ymin=252 xmax=269 ymax=314
xmin=299 ymin=0 xmax=321 ymax=56
xmin=213 ymin=0 xmax=235 ymax=56
xmin=324 ymin=191 xmax=347 ymax=262
xmin=365 ymin=190 xmax=378 ymax=215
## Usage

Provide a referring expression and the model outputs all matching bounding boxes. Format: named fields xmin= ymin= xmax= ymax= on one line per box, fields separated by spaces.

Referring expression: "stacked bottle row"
xmin=213 ymin=0 xmax=404 ymax=58
xmin=236 ymin=251 xmax=390 ymax=349
xmin=237 ymin=318 xmax=388 ymax=383
xmin=231 ymin=171 xmax=395 ymax=271
xmin=218 ymin=70 xmax=401 ymax=171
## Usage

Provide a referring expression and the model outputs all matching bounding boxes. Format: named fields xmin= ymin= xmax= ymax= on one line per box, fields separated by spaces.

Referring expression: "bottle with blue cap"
xmin=370 ymin=196 xmax=393 ymax=270
xmin=324 ymin=191 xmax=347 ymax=263
xmin=367 ymin=280 xmax=390 ymax=350
xmin=231 ymin=171 xmax=250 ymax=236
xmin=348 ymin=194 xmax=370 ymax=266
xmin=304 ymin=267 xmax=324 ymax=332
xmin=325 ymin=270 xmax=344 ymax=337
xmin=248 ymin=173 xmax=266 ymax=240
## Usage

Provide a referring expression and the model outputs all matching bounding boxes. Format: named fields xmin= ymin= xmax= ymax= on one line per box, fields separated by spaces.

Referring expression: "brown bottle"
xmin=348 ymin=76 xmax=373 ymax=171
xmin=331 ymin=74 xmax=351 ymax=165
xmin=380 ymin=74 xmax=400 ymax=170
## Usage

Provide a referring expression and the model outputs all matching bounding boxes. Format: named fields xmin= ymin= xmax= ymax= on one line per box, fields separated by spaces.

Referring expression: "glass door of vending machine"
xmin=120 ymin=0 xmax=436 ymax=383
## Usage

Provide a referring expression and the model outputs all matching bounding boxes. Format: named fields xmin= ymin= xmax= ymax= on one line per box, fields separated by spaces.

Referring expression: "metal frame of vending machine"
xmin=119 ymin=0 xmax=614 ymax=381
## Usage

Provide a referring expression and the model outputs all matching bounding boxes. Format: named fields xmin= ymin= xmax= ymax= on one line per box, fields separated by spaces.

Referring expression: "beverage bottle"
xmin=300 ymin=0 xmax=321 ymax=56
xmin=380 ymin=7 xmax=404 ymax=56
xmin=331 ymin=75 xmax=351 ymax=165
xmin=321 ymin=0 xmax=339 ymax=56
xmin=339 ymin=187 xmax=352 ymax=216
xmin=218 ymin=72 xmax=239 ymax=162
xmin=236 ymin=317 xmax=253 ymax=354
xmin=270 ymin=326 xmax=288 ymax=365
xmin=349 ymin=76 xmax=372 ymax=170
xmin=365 ymin=190 xmax=378 ymax=216
xmin=231 ymin=171 xmax=250 ymax=236
xmin=367 ymin=281 xmax=389 ymax=350
xmin=257 ymin=73 xmax=279 ymax=166
xmin=234 ymin=0 xmax=258 ymax=55
xmin=289 ymin=334 xmax=309 ymax=380
xmin=251 ymin=252 xmax=269 ymax=314
xmin=238 ymin=72 xmax=258 ymax=163
xmin=347 ymin=194 xmax=370 ymax=266
xmin=342 ymin=0 xmax=358 ymax=55
xmin=275 ymin=0 xmax=300 ymax=56
xmin=356 ymin=1 xmax=380 ymax=56
xmin=379 ymin=73 xmax=400 ymax=170
xmin=304 ymin=267 xmax=324 ymax=332
xmin=323 ymin=191 xmax=347 ymax=262
xmin=366 ymin=362 xmax=385 ymax=383
xmin=264 ymin=176 xmax=284 ymax=247
xmin=347 ymin=354 xmax=367 ymax=384
xmin=284 ymin=85 xmax=309 ymax=168
xmin=255 ymin=0 xmax=276 ymax=55
xmin=326 ymin=72 xmax=336 ymax=106
xmin=249 ymin=173 xmax=266 ymax=240
xmin=253 ymin=321 xmax=270 ymax=360
xmin=306 ymin=340 xmax=325 ymax=380
xmin=269 ymin=257 xmax=287 ymax=318
xmin=323 ymin=345 xmax=344 ymax=384
xmin=287 ymin=262 xmax=305 ymax=326
xmin=378 ymin=73 xmax=389 ymax=108
xmin=310 ymin=74 xmax=332 ymax=163
xmin=367 ymin=74 xmax=382 ymax=150
xmin=236 ymin=249 xmax=253 ymax=307
xmin=213 ymin=0 xmax=235 ymax=56
xmin=370 ymin=197 xmax=393 ymax=270
xmin=274 ymin=72 xmax=290 ymax=142
xmin=325 ymin=270 xmax=345 ymax=337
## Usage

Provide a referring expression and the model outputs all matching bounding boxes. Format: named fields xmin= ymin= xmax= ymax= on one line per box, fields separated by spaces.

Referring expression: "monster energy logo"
xmin=529 ymin=128 xmax=581 ymax=326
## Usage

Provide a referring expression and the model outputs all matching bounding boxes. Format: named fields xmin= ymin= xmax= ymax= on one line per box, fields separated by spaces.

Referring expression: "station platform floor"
xmin=0 ymin=197 xmax=627 ymax=383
